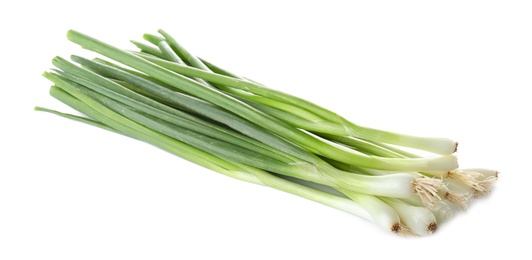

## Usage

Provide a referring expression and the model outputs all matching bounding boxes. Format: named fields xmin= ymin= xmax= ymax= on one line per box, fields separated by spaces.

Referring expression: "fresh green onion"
xmin=36 ymin=29 xmax=498 ymax=236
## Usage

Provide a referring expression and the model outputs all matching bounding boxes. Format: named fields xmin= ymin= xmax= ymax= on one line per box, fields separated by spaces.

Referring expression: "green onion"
xmin=36 ymin=29 xmax=498 ymax=236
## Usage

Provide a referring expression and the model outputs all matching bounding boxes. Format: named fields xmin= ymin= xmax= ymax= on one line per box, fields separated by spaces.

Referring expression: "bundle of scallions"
xmin=36 ymin=29 xmax=498 ymax=236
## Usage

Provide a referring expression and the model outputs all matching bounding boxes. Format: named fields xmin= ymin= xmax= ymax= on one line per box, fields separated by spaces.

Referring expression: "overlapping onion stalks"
xmin=36 ymin=29 xmax=498 ymax=236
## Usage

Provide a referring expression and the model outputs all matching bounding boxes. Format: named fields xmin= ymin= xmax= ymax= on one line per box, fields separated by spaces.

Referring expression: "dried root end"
xmin=473 ymin=176 xmax=498 ymax=198
xmin=473 ymin=190 xmax=488 ymax=199
xmin=476 ymin=174 xmax=498 ymax=198
xmin=480 ymin=176 xmax=498 ymax=188
xmin=445 ymin=191 xmax=469 ymax=209
xmin=391 ymin=223 xmax=402 ymax=234
xmin=448 ymin=169 xmax=485 ymax=193
xmin=427 ymin=222 xmax=438 ymax=234
xmin=413 ymin=177 xmax=444 ymax=209
xmin=397 ymin=223 xmax=417 ymax=237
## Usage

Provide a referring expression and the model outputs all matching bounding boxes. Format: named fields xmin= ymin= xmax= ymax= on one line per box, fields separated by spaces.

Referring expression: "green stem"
xmin=130 ymin=40 xmax=165 ymax=59
xmin=158 ymin=29 xmax=210 ymax=70
xmin=143 ymin=33 xmax=165 ymax=46
xmin=34 ymin=106 xmax=117 ymax=133
xmin=157 ymin=40 xmax=184 ymax=64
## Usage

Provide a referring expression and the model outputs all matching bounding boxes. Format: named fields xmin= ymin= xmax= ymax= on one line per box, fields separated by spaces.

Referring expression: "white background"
xmin=2 ymin=1 xmax=531 ymax=259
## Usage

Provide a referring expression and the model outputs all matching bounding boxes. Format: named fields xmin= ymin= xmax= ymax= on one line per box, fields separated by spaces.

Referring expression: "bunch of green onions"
xmin=36 ymin=29 xmax=498 ymax=236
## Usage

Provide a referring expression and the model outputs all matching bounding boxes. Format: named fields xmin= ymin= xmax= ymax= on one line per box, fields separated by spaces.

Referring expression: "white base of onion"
xmin=420 ymin=138 xmax=458 ymax=155
xmin=331 ymin=167 xmax=446 ymax=209
xmin=436 ymin=180 xmax=470 ymax=209
xmin=380 ymin=197 xmax=438 ymax=236
xmin=397 ymin=198 xmax=452 ymax=227
xmin=322 ymin=167 xmax=419 ymax=198
xmin=462 ymin=168 xmax=499 ymax=180
xmin=432 ymin=200 xmax=462 ymax=224
xmin=476 ymin=177 xmax=497 ymax=198
xmin=340 ymin=189 xmax=402 ymax=233
xmin=446 ymin=178 xmax=474 ymax=196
